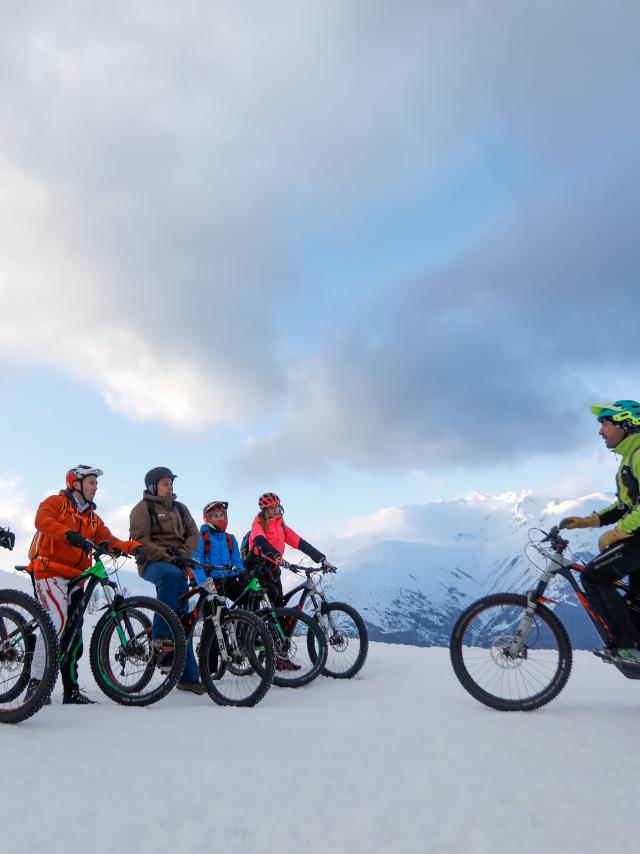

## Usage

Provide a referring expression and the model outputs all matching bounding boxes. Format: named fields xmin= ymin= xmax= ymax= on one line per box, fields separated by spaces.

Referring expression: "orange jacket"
xmin=30 ymin=491 xmax=139 ymax=581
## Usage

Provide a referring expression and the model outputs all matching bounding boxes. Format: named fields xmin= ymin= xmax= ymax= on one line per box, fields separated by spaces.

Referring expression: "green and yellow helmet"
xmin=591 ymin=400 xmax=640 ymax=433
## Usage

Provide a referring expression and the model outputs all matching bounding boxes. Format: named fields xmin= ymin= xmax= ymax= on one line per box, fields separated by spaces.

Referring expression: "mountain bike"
xmin=0 ymin=589 xmax=59 ymax=723
xmin=450 ymin=526 xmax=640 ymax=711
xmin=17 ymin=541 xmax=187 ymax=706
xmin=1 ymin=527 xmax=59 ymax=722
xmin=199 ymin=560 xmax=329 ymax=688
xmin=282 ymin=563 xmax=369 ymax=679
xmin=176 ymin=558 xmax=275 ymax=706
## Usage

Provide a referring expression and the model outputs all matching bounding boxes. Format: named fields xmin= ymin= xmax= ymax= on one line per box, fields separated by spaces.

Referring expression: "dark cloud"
xmin=230 ymin=163 xmax=640 ymax=477
xmin=1 ymin=2 xmax=638 ymax=441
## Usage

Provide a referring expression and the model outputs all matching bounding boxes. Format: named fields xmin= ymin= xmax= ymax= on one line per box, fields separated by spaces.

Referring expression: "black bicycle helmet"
xmin=145 ymin=467 xmax=177 ymax=495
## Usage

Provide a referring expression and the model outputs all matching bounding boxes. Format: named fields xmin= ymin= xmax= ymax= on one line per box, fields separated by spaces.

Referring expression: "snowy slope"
xmin=2 ymin=643 xmax=639 ymax=854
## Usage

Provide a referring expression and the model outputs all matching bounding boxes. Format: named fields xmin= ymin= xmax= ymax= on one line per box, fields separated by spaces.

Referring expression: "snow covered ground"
xmin=2 ymin=635 xmax=639 ymax=854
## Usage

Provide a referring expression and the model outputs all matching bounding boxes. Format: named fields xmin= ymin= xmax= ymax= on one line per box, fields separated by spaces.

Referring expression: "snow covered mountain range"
xmin=321 ymin=491 xmax=611 ymax=648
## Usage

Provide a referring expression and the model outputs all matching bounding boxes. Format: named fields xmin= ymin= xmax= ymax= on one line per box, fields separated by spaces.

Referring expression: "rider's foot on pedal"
xmin=612 ymin=648 xmax=640 ymax=665
xmin=24 ymin=678 xmax=51 ymax=705
xmin=152 ymin=637 xmax=175 ymax=674
xmin=176 ymin=681 xmax=206 ymax=695
xmin=63 ymin=687 xmax=97 ymax=705
xmin=275 ymin=657 xmax=302 ymax=672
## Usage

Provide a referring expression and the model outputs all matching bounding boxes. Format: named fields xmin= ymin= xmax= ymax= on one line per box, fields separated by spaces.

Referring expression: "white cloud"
xmin=2 ymin=1 xmax=638 ymax=457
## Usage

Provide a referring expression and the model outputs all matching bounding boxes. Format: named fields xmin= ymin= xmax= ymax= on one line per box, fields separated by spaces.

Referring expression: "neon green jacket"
xmin=596 ymin=433 xmax=640 ymax=535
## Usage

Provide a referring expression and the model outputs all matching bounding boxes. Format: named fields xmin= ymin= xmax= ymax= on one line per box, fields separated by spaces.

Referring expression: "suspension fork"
xmin=506 ymin=571 xmax=554 ymax=657
xmin=259 ymin=592 xmax=287 ymax=641
xmin=208 ymin=595 xmax=237 ymax=662
xmin=100 ymin=583 xmax=132 ymax=646
xmin=308 ymin=590 xmax=329 ymax=632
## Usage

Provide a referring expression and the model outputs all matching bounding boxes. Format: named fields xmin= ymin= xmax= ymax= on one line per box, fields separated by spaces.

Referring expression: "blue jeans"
xmin=142 ymin=560 xmax=199 ymax=684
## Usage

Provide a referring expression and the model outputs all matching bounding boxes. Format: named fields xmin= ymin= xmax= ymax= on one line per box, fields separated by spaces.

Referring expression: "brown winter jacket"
xmin=129 ymin=492 xmax=200 ymax=576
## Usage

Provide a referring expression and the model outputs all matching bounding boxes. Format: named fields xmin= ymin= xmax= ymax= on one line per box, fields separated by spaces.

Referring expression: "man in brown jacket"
xmin=129 ymin=466 xmax=204 ymax=694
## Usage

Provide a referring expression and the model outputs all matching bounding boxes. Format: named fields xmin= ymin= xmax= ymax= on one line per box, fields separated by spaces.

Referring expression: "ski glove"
xmin=65 ymin=530 xmax=88 ymax=549
xmin=278 ymin=558 xmax=290 ymax=569
xmin=321 ymin=559 xmax=337 ymax=573
xmin=598 ymin=527 xmax=632 ymax=552
xmin=558 ymin=513 xmax=601 ymax=530
xmin=0 ymin=528 xmax=15 ymax=550
xmin=95 ymin=540 xmax=124 ymax=557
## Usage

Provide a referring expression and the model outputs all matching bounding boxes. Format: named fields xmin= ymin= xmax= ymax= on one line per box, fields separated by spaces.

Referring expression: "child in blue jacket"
xmin=191 ymin=500 xmax=243 ymax=586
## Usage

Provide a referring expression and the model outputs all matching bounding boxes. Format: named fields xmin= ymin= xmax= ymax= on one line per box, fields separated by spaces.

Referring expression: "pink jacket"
xmin=249 ymin=515 xmax=301 ymax=558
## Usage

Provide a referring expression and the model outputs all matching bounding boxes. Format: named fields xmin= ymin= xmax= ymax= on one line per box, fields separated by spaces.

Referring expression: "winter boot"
xmin=63 ymin=687 xmax=98 ymax=705
xmin=176 ymin=681 xmax=206 ymax=695
xmin=275 ymin=657 xmax=302 ymax=672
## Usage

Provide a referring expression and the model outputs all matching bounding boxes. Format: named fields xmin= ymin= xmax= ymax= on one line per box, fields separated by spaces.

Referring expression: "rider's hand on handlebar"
xmin=96 ymin=540 xmax=124 ymax=557
xmin=278 ymin=557 xmax=290 ymax=569
xmin=558 ymin=513 xmax=601 ymax=530
xmin=321 ymin=558 xmax=337 ymax=573
xmin=65 ymin=530 xmax=88 ymax=549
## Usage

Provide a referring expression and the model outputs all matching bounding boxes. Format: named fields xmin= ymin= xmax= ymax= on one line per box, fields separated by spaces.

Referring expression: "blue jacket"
xmin=191 ymin=524 xmax=243 ymax=584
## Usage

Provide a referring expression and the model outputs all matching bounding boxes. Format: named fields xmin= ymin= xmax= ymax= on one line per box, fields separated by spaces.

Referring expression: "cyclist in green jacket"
xmin=559 ymin=400 xmax=640 ymax=665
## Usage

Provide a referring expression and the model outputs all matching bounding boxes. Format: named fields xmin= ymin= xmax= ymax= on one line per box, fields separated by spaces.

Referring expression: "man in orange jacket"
xmin=28 ymin=465 xmax=142 ymax=704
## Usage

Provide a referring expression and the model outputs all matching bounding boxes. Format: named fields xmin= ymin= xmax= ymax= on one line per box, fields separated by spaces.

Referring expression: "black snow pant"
xmin=582 ymin=536 xmax=640 ymax=648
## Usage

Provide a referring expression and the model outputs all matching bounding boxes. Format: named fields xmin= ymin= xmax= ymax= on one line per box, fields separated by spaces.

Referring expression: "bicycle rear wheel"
xmin=90 ymin=596 xmax=186 ymax=706
xmin=259 ymin=607 xmax=328 ymax=688
xmin=0 ymin=589 xmax=58 ymax=724
xmin=450 ymin=593 xmax=572 ymax=711
xmin=308 ymin=602 xmax=369 ymax=679
xmin=198 ymin=608 xmax=275 ymax=707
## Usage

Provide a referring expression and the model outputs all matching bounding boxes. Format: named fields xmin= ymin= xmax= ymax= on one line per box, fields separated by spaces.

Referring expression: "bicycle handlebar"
xmin=540 ymin=527 xmax=569 ymax=553
xmin=84 ymin=540 xmax=132 ymax=560
xmin=286 ymin=562 xmax=337 ymax=576
xmin=184 ymin=557 xmax=243 ymax=576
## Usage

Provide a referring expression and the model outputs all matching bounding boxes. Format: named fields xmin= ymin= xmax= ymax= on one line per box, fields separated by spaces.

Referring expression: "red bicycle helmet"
xmin=258 ymin=492 xmax=281 ymax=510
xmin=66 ymin=465 xmax=103 ymax=491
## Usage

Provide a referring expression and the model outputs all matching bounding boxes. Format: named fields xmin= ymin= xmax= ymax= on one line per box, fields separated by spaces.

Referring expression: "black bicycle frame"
xmin=58 ymin=561 xmax=127 ymax=666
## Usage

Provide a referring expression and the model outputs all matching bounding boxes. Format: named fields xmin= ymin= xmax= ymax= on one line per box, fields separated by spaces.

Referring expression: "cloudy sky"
xmin=1 ymin=1 xmax=638 ymax=562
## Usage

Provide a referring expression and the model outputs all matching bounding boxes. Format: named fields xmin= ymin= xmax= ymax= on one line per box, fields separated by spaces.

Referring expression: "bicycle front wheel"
xmin=90 ymin=596 xmax=186 ymax=706
xmin=259 ymin=607 xmax=328 ymax=688
xmin=308 ymin=602 xmax=369 ymax=679
xmin=0 ymin=589 xmax=58 ymax=724
xmin=198 ymin=608 xmax=275 ymax=707
xmin=450 ymin=593 xmax=572 ymax=711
